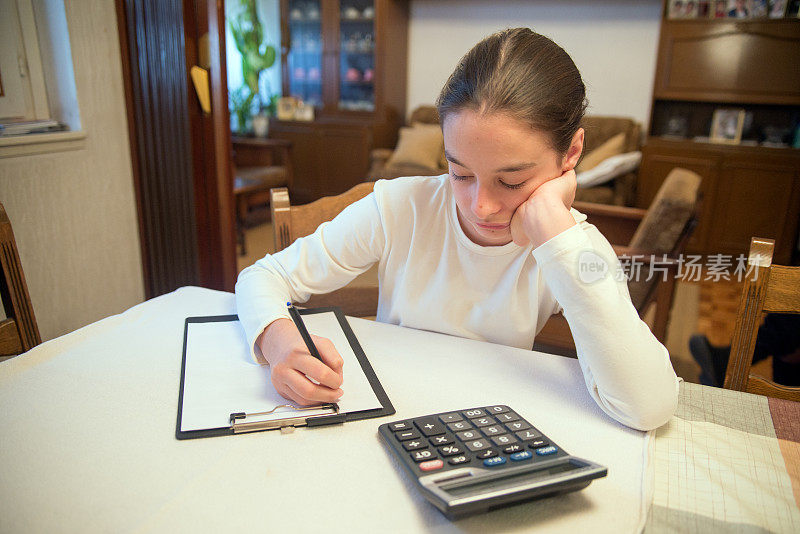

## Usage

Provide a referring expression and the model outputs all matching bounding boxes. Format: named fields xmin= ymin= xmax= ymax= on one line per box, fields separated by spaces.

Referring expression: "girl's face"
xmin=442 ymin=109 xmax=576 ymax=247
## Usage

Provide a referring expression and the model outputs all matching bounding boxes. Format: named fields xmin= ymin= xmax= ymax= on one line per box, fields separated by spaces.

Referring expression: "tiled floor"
xmin=238 ymin=221 xmax=751 ymax=384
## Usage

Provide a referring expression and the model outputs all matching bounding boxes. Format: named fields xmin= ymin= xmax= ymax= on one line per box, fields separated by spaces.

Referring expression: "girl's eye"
xmin=499 ymin=180 xmax=526 ymax=190
xmin=450 ymin=171 xmax=470 ymax=180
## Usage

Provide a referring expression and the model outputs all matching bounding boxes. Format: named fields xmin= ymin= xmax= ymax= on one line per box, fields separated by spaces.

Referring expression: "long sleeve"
xmin=234 ymin=191 xmax=386 ymax=362
xmin=532 ymin=222 xmax=679 ymax=431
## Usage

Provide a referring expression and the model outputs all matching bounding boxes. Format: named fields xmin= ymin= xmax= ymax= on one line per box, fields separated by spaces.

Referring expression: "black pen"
xmin=287 ymin=302 xmax=323 ymax=362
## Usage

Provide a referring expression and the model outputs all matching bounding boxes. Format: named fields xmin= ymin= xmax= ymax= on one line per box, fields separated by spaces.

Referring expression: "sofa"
xmin=367 ymin=105 xmax=642 ymax=206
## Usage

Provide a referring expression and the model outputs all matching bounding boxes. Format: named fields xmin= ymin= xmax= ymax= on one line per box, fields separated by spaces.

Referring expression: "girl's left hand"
xmin=510 ymin=169 xmax=578 ymax=248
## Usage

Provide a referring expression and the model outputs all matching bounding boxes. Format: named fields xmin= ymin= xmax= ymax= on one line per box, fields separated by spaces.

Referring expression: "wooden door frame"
xmin=116 ymin=0 xmax=236 ymax=298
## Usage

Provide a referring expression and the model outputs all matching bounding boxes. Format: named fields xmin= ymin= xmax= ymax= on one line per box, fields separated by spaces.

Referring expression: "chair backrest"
xmin=270 ymin=182 xmax=378 ymax=317
xmin=724 ymin=237 xmax=800 ymax=401
xmin=626 ymin=167 xmax=702 ymax=310
xmin=0 ymin=202 xmax=41 ymax=357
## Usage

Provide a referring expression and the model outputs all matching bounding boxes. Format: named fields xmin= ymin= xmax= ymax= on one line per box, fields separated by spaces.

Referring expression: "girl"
xmin=235 ymin=28 xmax=679 ymax=431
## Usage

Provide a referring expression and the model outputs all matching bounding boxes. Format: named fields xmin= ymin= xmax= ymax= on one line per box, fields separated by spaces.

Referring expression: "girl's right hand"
xmin=256 ymin=318 xmax=344 ymax=405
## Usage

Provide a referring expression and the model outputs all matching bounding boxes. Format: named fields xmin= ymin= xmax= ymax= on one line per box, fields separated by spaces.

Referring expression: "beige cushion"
xmin=386 ymin=124 xmax=444 ymax=170
xmin=576 ymin=132 xmax=626 ymax=173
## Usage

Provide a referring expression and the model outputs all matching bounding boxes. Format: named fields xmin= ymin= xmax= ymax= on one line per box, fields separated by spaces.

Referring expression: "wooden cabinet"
xmin=638 ymin=4 xmax=800 ymax=263
xmin=639 ymin=139 xmax=800 ymax=263
xmin=270 ymin=0 xmax=408 ymax=204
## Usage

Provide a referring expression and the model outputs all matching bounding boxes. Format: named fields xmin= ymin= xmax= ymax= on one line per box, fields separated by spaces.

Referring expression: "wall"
xmin=0 ymin=0 xmax=144 ymax=341
xmin=408 ymin=0 xmax=663 ymax=129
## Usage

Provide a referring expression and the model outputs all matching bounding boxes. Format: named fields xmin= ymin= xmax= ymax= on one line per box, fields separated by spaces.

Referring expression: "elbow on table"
xmin=618 ymin=381 xmax=679 ymax=432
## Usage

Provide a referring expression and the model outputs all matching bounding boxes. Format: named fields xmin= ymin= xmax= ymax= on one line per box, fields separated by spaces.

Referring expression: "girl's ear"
xmin=561 ymin=128 xmax=584 ymax=172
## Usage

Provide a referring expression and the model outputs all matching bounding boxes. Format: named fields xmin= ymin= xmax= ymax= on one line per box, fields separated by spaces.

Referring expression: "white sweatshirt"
xmin=235 ymin=175 xmax=679 ymax=430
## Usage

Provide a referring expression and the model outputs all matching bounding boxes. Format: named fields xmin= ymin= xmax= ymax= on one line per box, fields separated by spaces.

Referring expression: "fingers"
xmin=276 ymin=367 xmax=343 ymax=406
xmin=312 ymin=335 xmax=344 ymax=375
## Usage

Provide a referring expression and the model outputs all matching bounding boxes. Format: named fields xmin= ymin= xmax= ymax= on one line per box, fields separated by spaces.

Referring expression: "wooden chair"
xmin=723 ymin=237 xmax=800 ymax=401
xmin=535 ymin=167 xmax=702 ymax=355
xmin=270 ymin=182 xmax=378 ymax=317
xmin=0 ymin=202 xmax=41 ymax=357
xmin=232 ymin=137 xmax=293 ymax=255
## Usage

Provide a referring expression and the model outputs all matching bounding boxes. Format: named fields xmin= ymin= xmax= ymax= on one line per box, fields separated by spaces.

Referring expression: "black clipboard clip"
xmin=229 ymin=403 xmax=344 ymax=434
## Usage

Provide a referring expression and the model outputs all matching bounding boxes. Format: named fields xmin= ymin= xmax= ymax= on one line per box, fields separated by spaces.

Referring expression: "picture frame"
xmin=276 ymin=97 xmax=297 ymax=121
xmin=710 ymin=109 xmax=746 ymax=144
xmin=668 ymin=0 xmax=685 ymax=18
xmin=711 ymin=0 xmax=729 ymax=17
xmin=726 ymin=0 xmax=752 ymax=17
xmin=769 ymin=0 xmax=788 ymax=17
xmin=751 ymin=0 xmax=769 ymax=16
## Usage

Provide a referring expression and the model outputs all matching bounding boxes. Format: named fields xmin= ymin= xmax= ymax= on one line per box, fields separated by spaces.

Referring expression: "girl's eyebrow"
xmin=445 ymin=151 xmax=537 ymax=173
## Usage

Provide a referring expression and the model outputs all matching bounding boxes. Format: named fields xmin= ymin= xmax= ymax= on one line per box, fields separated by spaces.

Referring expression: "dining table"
xmin=1 ymin=286 xmax=797 ymax=533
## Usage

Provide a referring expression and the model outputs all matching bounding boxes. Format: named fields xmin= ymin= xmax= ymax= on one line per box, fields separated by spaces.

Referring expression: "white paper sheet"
xmin=180 ymin=312 xmax=383 ymax=431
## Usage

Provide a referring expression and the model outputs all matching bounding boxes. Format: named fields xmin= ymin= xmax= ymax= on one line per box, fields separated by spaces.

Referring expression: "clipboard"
xmin=176 ymin=307 xmax=394 ymax=440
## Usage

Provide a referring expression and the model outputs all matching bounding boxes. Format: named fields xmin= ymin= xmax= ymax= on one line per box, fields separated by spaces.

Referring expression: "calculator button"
xmin=481 ymin=425 xmax=505 ymax=436
xmin=503 ymin=443 xmax=525 ymax=454
xmin=528 ymin=439 xmax=549 ymax=449
xmin=477 ymin=448 xmax=499 ymax=459
xmin=438 ymin=444 xmax=465 ymax=457
xmin=455 ymin=429 xmax=481 ymax=441
xmin=472 ymin=416 xmax=497 ymax=428
xmin=510 ymin=451 xmax=533 ymax=462
xmin=505 ymin=420 xmax=531 ymax=432
xmin=463 ymin=438 xmax=490 ymax=452
xmin=395 ymin=430 xmax=421 ymax=441
xmin=403 ymin=439 xmax=428 ymax=451
xmin=483 ymin=456 xmax=507 ymax=467
xmin=419 ymin=459 xmax=444 ymax=471
xmin=515 ymin=429 xmax=542 ymax=441
xmin=439 ymin=412 xmax=463 ymax=424
xmin=411 ymin=449 xmax=436 ymax=462
xmin=448 ymin=455 xmax=470 ymax=465
xmin=414 ymin=417 xmax=446 ymax=436
xmin=490 ymin=434 xmax=518 ymax=446
xmin=534 ymin=445 xmax=558 ymax=456
xmin=462 ymin=408 xmax=486 ymax=419
xmin=390 ymin=421 xmax=412 ymax=432
xmin=495 ymin=412 xmax=520 ymax=423
xmin=447 ymin=421 xmax=472 ymax=432
xmin=485 ymin=405 xmax=510 ymax=414
xmin=430 ymin=435 xmax=454 ymax=446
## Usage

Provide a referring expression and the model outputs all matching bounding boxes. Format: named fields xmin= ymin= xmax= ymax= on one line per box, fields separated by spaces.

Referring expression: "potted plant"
xmin=229 ymin=0 xmax=277 ymax=136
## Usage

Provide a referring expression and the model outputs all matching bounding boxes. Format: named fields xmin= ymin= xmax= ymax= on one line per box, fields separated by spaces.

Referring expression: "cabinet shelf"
xmin=637 ymin=1 xmax=800 ymax=263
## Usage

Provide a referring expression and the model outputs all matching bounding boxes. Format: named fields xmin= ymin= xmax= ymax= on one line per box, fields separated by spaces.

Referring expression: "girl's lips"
xmin=475 ymin=222 xmax=509 ymax=230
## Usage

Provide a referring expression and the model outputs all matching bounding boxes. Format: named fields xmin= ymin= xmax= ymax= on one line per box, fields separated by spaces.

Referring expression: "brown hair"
xmin=436 ymin=28 xmax=587 ymax=156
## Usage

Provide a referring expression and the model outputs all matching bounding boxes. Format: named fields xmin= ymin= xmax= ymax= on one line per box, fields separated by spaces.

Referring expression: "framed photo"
xmin=752 ymin=0 xmax=769 ymax=16
xmin=726 ymin=0 xmax=752 ymax=17
xmin=769 ymin=0 xmax=788 ymax=17
xmin=711 ymin=0 xmax=729 ymax=16
xmin=668 ymin=0 xmax=685 ymax=18
xmin=710 ymin=109 xmax=746 ymax=144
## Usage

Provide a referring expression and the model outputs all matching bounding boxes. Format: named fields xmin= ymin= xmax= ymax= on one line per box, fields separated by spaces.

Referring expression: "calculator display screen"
xmin=441 ymin=461 xmax=580 ymax=498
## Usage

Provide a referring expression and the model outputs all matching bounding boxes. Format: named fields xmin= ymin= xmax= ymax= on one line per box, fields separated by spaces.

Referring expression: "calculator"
xmin=378 ymin=405 xmax=607 ymax=519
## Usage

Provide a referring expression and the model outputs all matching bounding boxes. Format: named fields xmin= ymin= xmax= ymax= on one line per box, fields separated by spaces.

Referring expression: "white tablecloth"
xmin=0 ymin=287 xmax=651 ymax=533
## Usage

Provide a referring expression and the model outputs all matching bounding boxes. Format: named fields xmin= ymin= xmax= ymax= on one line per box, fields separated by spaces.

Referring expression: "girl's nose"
xmin=472 ymin=182 xmax=500 ymax=219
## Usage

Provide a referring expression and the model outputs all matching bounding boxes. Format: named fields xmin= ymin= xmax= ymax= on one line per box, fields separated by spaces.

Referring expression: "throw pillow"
xmin=576 ymin=132 xmax=626 ymax=173
xmin=576 ymin=151 xmax=642 ymax=188
xmin=386 ymin=124 xmax=444 ymax=171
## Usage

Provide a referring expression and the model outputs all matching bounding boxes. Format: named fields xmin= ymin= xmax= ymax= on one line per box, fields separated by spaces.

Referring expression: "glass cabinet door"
xmin=338 ymin=0 xmax=375 ymax=111
xmin=286 ymin=0 xmax=322 ymax=108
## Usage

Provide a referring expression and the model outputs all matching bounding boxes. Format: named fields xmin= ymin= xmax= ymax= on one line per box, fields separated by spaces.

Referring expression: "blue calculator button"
xmin=535 ymin=445 xmax=558 ymax=456
xmin=510 ymin=451 xmax=533 ymax=461
xmin=483 ymin=456 xmax=507 ymax=467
